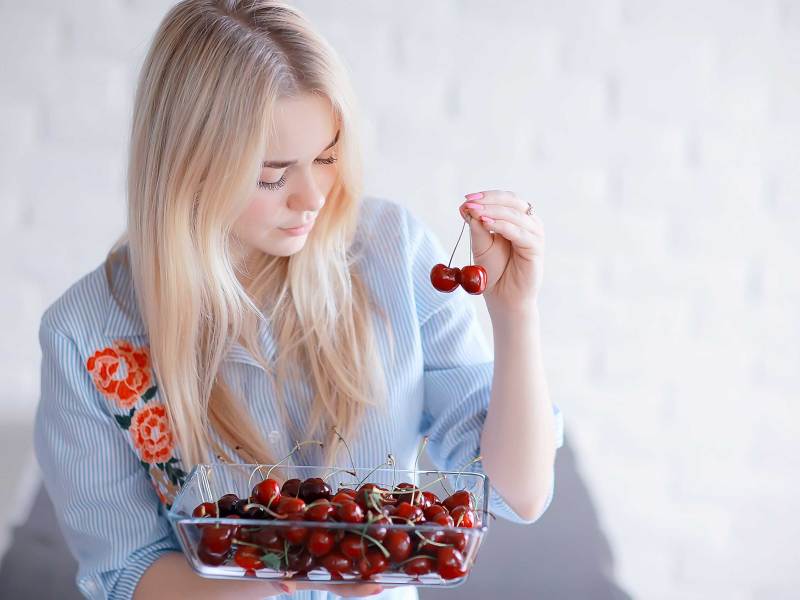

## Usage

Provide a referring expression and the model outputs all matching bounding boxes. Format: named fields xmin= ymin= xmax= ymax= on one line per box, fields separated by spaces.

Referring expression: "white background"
xmin=1 ymin=1 xmax=798 ymax=598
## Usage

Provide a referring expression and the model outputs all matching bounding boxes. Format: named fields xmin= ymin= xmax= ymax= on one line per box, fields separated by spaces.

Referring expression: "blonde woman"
xmin=33 ymin=1 xmax=563 ymax=599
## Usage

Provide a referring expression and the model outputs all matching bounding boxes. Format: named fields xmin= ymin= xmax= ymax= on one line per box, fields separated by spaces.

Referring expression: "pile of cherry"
xmin=192 ymin=476 xmax=479 ymax=581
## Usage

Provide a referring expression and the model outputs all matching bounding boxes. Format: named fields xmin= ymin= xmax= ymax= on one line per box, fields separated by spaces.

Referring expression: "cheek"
xmin=233 ymin=194 xmax=281 ymax=239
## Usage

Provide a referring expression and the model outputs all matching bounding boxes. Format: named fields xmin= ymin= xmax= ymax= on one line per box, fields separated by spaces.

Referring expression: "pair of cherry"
xmin=430 ymin=214 xmax=487 ymax=295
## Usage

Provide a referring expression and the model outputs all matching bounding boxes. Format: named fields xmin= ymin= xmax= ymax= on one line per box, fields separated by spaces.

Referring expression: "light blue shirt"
xmin=34 ymin=197 xmax=564 ymax=600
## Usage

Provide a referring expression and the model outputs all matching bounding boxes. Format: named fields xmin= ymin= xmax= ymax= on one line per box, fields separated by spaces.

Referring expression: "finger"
xmin=478 ymin=216 xmax=540 ymax=252
xmin=465 ymin=189 xmax=530 ymax=214
xmin=459 ymin=205 xmax=496 ymax=257
xmin=467 ymin=203 xmax=543 ymax=236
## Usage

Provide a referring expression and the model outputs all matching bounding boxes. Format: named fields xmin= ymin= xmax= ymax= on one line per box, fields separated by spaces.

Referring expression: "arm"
xmin=407 ymin=205 xmax=562 ymax=525
xmin=481 ymin=305 xmax=557 ymax=521
xmin=462 ymin=189 xmax=560 ymax=522
xmin=134 ymin=554 xmax=286 ymax=599
xmin=135 ymin=555 xmax=384 ymax=599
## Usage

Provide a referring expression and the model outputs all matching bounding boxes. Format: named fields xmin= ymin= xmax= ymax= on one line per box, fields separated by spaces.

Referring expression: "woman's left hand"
xmin=459 ymin=190 xmax=545 ymax=316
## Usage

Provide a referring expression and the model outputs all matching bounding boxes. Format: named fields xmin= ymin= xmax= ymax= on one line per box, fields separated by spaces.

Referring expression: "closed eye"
xmin=257 ymin=154 xmax=338 ymax=191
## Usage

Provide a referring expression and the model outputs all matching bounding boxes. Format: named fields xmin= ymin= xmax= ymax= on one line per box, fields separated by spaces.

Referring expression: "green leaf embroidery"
xmin=114 ymin=408 xmax=136 ymax=430
xmin=141 ymin=386 xmax=157 ymax=402
xmin=140 ymin=460 xmax=150 ymax=471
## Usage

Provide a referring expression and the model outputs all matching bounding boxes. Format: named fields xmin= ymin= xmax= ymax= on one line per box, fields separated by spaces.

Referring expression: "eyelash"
xmin=257 ymin=155 xmax=338 ymax=190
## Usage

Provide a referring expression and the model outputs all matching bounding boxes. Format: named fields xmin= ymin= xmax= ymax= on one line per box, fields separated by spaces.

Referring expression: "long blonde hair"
xmin=107 ymin=0 xmax=387 ymax=468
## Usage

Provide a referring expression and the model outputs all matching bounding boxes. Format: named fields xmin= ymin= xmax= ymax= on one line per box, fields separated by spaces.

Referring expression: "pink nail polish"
xmin=465 ymin=192 xmax=484 ymax=200
xmin=464 ymin=202 xmax=483 ymax=210
xmin=480 ymin=215 xmax=495 ymax=224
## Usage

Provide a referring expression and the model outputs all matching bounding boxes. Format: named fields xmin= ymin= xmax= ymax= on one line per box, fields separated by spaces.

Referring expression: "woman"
xmin=33 ymin=1 xmax=563 ymax=599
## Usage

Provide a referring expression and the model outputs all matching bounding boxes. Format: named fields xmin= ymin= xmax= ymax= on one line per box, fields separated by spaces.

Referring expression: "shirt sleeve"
xmin=409 ymin=213 xmax=564 ymax=525
xmin=33 ymin=320 xmax=181 ymax=599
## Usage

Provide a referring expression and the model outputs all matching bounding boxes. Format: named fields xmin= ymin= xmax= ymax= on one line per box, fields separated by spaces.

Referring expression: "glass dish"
xmin=167 ymin=463 xmax=490 ymax=587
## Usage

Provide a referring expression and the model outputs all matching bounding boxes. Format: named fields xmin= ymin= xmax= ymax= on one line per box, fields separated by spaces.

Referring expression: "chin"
xmin=261 ymin=237 xmax=308 ymax=258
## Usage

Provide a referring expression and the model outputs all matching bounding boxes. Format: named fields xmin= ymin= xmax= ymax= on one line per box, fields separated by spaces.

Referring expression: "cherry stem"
xmin=411 ymin=436 xmax=429 ymax=506
xmin=468 ymin=215 xmax=474 ymax=265
xmin=413 ymin=530 xmax=455 ymax=548
xmin=397 ymin=554 xmax=437 ymax=566
xmin=323 ymin=467 xmax=356 ymax=483
xmin=454 ymin=455 xmax=482 ymax=490
xmin=266 ymin=440 xmax=324 ymax=481
xmin=447 ymin=220 xmax=468 ymax=268
xmin=357 ymin=460 xmax=391 ymax=488
xmin=332 ymin=426 xmax=357 ymax=475
xmin=348 ymin=529 xmax=390 ymax=558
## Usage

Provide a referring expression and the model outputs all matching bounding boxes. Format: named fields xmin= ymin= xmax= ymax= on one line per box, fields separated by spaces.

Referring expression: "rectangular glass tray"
xmin=167 ymin=463 xmax=490 ymax=587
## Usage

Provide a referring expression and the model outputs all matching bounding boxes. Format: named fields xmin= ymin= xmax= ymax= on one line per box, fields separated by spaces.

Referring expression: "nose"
xmin=288 ymin=169 xmax=325 ymax=215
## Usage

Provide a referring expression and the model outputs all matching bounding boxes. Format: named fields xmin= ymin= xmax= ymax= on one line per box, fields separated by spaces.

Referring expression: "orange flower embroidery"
xmin=86 ymin=341 xmax=153 ymax=409
xmin=130 ymin=404 xmax=174 ymax=464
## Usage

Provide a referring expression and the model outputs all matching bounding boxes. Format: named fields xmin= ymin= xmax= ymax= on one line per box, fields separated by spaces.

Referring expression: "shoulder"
xmin=354 ymin=196 xmax=440 ymax=264
xmin=40 ymin=247 xmax=145 ymax=352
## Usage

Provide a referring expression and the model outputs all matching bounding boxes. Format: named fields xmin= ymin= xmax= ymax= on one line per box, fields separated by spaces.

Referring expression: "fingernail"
xmin=465 ymin=192 xmax=484 ymax=200
xmin=480 ymin=215 xmax=495 ymax=224
xmin=279 ymin=583 xmax=291 ymax=593
xmin=464 ymin=202 xmax=483 ymax=211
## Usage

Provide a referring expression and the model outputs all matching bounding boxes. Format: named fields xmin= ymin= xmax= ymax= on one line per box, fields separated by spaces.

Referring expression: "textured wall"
xmin=1 ymin=1 xmax=798 ymax=598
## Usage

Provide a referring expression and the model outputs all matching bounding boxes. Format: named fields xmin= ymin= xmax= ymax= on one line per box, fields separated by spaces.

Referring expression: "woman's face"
xmin=232 ymin=93 xmax=340 ymax=264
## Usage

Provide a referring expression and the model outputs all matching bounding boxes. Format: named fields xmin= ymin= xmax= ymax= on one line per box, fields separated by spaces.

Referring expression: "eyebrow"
xmin=262 ymin=129 xmax=340 ymax=168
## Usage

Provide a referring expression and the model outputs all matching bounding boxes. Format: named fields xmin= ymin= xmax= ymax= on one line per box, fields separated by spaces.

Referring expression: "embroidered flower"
xmin=86 ymin=341 xmax=153 ymax=409
xmin=130 ymin=404 xmax=174 ymax=464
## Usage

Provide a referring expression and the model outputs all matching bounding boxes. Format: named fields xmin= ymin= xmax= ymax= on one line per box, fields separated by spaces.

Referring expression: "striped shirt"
xmin=33 ymin=196 xmax=564 ymax=600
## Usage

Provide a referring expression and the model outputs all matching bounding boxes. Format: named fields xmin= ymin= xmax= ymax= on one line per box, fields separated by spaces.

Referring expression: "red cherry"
xmin=200 ymin=523 xmax=235 ymax=554
xmin=459 ymin=265 xmax=487 ymax=294
xmin=357 ymin=549 xmax=388 ymax=579
xmin=336 ymin=500 xmax=365 ymax=524
xmin=234 ymin=545 xmax=265 ymax=571
xmin=437 ymin=546 xmax=467 ymax=580
xmin=282 ymin=513 xmax=309 ymax=545
xmin=299 ymin=477 xmax=332 ymax=504
xmin=216 ymin=493 xmax=240 ymax=516
xmin=403 ymin=556 xmax=434 ymax=576
xmin=366 ymin=514 xmax=390 ymax=541
xmin=305 ymin=500 xmax=335 ymax=522
xmin=320 ymin=550 xmax=352 ymax=576
xmin=332 ymin=490 xmax=356 ymax=504
xmin=339 ymin=533 xmax=368 ymax=561
xmin=384 ymin=529 xmax=412 ymax=563
xmin=424 ymin=504 xmax=448 ymax=520
xmin=442 ymin=490 xmax=474 ymax=513
xmin=276 ymin=496 xmax=306 ymax=518
xmin=446 ymin=530 xmax=468 ymax=553
xmin=253 ymin=478 xmax=281 ymax=509
xmin=192 ymin=502 xmax=218 ymax=518
xmin=288 ymin=550 xmax=315 ymax=573
xmin=281 ymin=478 xmax=302 ymax=498
xmin=431 ymin=512 xmax=455 ymax=528
xmin=392 ymin=501 xmax=423 ymax=523
xmin=451 ymin=505 xmax=476 ymax=528
xmin=355 ymin=483 xmax=387 ymax=512
xmin=248 ymin=527 xmax=283 ymax=552
xmin=308 ymin=528 xmax=335 ymax=557
xmin=421 ymin=491 xmax=439 ymax=509
xmin=430 ymin=264 xmax=461 ymax=293
xmin=198 ymin=544 xmax=228 ymax=566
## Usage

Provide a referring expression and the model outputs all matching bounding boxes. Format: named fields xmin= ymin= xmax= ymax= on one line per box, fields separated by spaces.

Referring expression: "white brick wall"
xmin=1 ymin=1 xmax=798 ymax=598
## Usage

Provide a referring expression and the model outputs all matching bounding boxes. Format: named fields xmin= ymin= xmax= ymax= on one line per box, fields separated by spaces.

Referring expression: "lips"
xmin=281 ymin=218 xmax=315 ymax=230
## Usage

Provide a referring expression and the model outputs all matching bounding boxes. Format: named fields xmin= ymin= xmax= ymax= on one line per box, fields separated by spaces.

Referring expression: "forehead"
xmin=266 ymin=94 xmax=337 ymax=157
